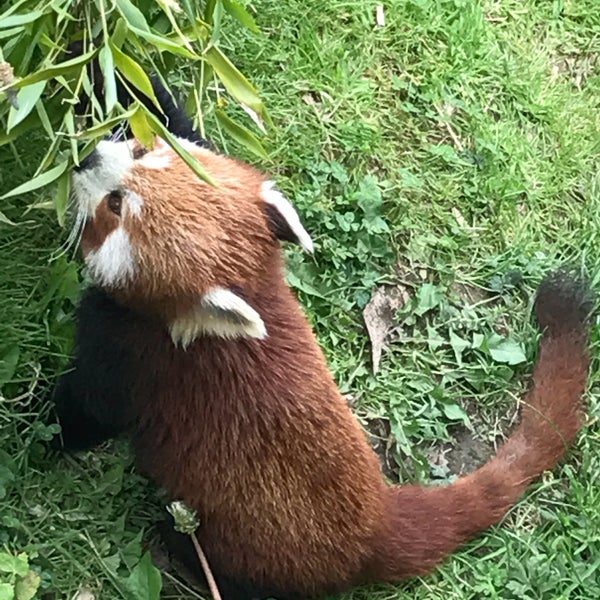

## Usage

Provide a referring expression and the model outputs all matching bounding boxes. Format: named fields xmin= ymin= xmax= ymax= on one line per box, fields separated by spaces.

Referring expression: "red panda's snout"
xmin=71 ymin=136 xmax=314 ymax=346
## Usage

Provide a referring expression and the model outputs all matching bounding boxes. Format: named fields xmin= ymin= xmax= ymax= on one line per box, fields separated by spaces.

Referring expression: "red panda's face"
xmin=71 ymin=137 xmax=313 ymax=345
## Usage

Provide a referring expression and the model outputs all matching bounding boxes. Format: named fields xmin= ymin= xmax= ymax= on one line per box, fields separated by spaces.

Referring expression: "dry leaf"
xmin=0 ymin=61 xmax=18 ymax=109
xmin=240 ymin=103 xmax=267 ymax=134
xmin=363 ymin=285 xmax=411 ymax=373
xmin=72 ymin=589 xmax=95 ymax=600
xmin=376 ymin=4 xmax=386 ymax=27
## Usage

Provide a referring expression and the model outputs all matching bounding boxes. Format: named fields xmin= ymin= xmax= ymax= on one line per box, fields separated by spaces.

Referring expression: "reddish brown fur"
xmin=81 ymin=200 xmax=119 ymax=254
xmin=79 ymin=141 xmax=591 ymax=598
xmin=116 ymin=147 xmax=274 ymax=321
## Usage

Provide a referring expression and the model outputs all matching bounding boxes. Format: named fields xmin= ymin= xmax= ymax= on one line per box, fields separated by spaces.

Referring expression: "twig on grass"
xmin=434 ymin=102 xmax=464 ymax=152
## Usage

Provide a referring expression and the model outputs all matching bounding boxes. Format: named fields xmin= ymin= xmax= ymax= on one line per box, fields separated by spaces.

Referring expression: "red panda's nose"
xmin=75 ymin=148 xmax=101 ymax=172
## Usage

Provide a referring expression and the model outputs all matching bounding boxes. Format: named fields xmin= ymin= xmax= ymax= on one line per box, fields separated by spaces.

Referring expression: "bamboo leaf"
xmin=110 ymin=42 xmax=160 ymax=109
xmin=0 ymin=212 xmax=16 ymax=226
xmin=35 ymin=96 xmax=54 ymax=138
xmin=205 ymin=46 xmax=265 ymax=116
xmin=54 ymin=171 xmax=71 ymax=227
xmin=112 ymin=18 xmax=129 ymax=48
xmin=115 ymin=0 xmax=197 ymax=58
xmin=0 ymin=27 xmax=24 ymax=40
xmin=0 ymin=10 xmax=47 ymax=29
xmin=215 ymin=109 xmax=269 ymax=160
xmin=0 ymin=112 xmax=40 ymax=146
xmin=156 ymin=0 xmax=194 ymax=53
xmin=76 ymin=107 xmax=138 ymax=139
xmin=114 ymin=0 xmax=151 ymax=32
xmin=204 ymin=0 xmax=218 ymax=24
xmin=222 ymin=0 xmax=259 ymax=33
xmin=12 ymin=48 xmax=98 ymax=88
xmin=7 ymin=80 xmax=46 ymax=131
xmin=145 ymin=112 xmax=217 ymax=186
xmin=129 ymin=106 xmax=155 ymax=148
xmin=1 ymin=160 xmax=68 ymax=200
xmin=210 ymin=0 xmax=224 ymax=44
xmin=128 ymin=26 xmax=199 ymax=58
xmin=99 ymin=45 xmax=117 ymax=113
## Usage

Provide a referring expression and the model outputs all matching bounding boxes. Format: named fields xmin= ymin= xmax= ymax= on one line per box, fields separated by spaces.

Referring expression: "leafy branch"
xmin=0 ymin=0 xmax=270 ymax=222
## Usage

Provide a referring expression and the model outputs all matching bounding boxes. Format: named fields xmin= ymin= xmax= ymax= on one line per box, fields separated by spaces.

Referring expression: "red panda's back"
xmin=128 ymin=281 xmax=386 ymax=596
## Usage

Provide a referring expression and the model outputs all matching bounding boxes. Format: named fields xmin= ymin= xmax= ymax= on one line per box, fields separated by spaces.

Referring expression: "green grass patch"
xmin=1 ymin=0 xmax=599 ymax=598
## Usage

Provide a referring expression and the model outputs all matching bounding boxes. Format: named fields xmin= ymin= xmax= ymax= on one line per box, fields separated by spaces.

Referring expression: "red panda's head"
xmin=71 ymin=137 xmax=313 ymax=345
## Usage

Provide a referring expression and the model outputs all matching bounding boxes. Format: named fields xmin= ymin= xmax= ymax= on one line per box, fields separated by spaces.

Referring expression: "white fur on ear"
xmin=169 ymin=287 xmax=267 ymax=347
xmin=261 ymin=181 xmax=314 ymax=253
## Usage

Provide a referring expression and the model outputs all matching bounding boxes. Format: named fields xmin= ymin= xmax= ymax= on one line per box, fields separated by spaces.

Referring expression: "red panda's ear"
xmin=261 ymin=181 xmax=314 ymax=253
xmin=170 ymin=287 xmax=267 ymax=347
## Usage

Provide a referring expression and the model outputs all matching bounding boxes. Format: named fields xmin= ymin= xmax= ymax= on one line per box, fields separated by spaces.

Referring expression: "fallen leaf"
xmin=363 ymin=284 xmax=411 ymax=373
xmin=376 ymin=4 xmax=385 ymax=27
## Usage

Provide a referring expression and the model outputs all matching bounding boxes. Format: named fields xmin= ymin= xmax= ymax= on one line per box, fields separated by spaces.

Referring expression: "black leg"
xmin=51 ymin=367 xmax=126 ymax=451
xmin=49 ymin=287 xmax=147 ymax=451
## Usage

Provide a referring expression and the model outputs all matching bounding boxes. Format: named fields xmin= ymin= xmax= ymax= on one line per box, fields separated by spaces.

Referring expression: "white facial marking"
xmin=169 ymin=287 xmax=267 ymax=347
xmin=85 ymin=227 xmax=136 ymax=287
xmin=261 ymin=181 xmax=314 ymax=253
xmin=139 ymin=153 xmax=172 ymax=170
xmin=71 ymin=138 xmax=175 ymax=221
xmin=127 ymin=191 xmax=144 ymax=218
xmin=72 ymin=140 xmax=135 ymax=218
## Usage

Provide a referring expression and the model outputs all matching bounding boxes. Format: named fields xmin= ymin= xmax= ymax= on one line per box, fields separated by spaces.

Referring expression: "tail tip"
xmin=535 ymin=268 xmax=594 ymax=333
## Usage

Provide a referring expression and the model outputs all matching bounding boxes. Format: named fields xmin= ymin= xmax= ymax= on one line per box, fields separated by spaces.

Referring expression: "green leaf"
xmin=0 ymin=346 xmax=19 ymax=384
xmin=6 ymin=80 xmax=46 ymax=132
xmin=414 ymin=283 xmax=443 ymax=316
xmin=205 ymin=46 xmax=264 ymax=114
xmin=110 ymin=43 xmax=160 ymax=110
xmin=145 ymin=112 xmax=217 ymax=186
xmin=0 ymin=111 xmax=41 ymax=147
xmin=215 ymin=109 xmax=269 ymax=160
xmin=112 ymin=17 xmax=129 ymax=48
xmin=0 ymin=212 xmax=17 ymax=226
xmin=487 ymin=338 xmax=526 ymax=365
xmin=449 ymin=329 xmax=470 ymax=364
xmin=14 ymin=48 xmax=98 ymax=88
xmin=129 ymin=106 xmax=155 ymax=148
xmin=0 ymin=553 xmax=28 ymax=577
xmin=77 ymin=107 xmax=138 ymax=140
xmin=210 ymin=0 xmax=224 ymax=43
xmin=121 ymin=532 xmax=144 ymax=570
xmin=125 ymin=553 xmax=162 ymax=600
xmin=0 ymin=464 xmax=15 ymax=500
xmin=0 ymin=583 xmax=14 ymax=600
xmin=0 ymin=11 xmax=47 ymax=29
xmin=14 ymin=571 xmax=40 ymax=600
xmin=114 ymin=0 xmax=197 ymax=58
xmin=115 ymin=0 xmax=151 ymax=31
xmin=99 ymin=46 xmax=117 ymax=113
xmin=54 ymin=171 xmax=70 ymax=227
xmin=223 ymin=0 xmax=259 ymax=33
xmin=442 ymin=402 xmax=469 ymax=424
xmin=128 ymin=26 xmax=199 ymax=58
xmin=204 ymin=0 xmax=218 ymax=24
xmin=1 ymin=160 xmax=68 ymax=200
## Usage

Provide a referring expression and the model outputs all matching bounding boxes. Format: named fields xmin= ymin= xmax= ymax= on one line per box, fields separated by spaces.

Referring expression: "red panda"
xmin=53 ymin=133 xmax=592 ymax=600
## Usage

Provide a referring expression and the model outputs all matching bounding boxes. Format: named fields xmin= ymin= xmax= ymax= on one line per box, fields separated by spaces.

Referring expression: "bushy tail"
xmin=371 ymin=270 xmax=593 ymax=581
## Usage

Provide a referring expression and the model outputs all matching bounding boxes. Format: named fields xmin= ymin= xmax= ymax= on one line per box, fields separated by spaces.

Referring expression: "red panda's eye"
xmin=133 ymin=147 xmax=149 ymax=160
xmin=107 ymin=190 xmax=123 ymax=216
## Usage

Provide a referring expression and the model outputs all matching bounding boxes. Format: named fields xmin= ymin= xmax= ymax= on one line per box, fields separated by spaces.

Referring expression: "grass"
xmin=1 ymin=0 xmax=600 ymax=598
